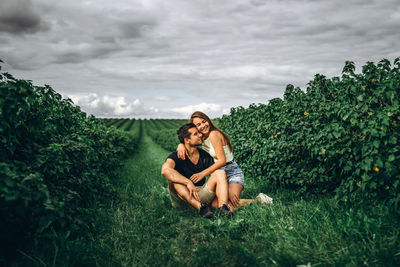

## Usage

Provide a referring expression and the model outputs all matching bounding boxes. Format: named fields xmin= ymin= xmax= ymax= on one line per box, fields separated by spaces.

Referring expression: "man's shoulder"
xmin=198 ymin=148 xmax=212 ymax=158
xmin=167 ymin=151 xmax=184 ymax=163
xmin=167 ymin=151 xmax=178 ymax=160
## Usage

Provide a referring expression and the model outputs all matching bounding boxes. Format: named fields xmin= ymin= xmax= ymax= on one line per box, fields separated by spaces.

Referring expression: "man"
xmin=161 ymin=123 xmax=232 ymax=218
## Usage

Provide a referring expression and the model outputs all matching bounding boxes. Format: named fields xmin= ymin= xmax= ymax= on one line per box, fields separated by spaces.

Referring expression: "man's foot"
xmin=217 ymin=204 xmax=233 ymax=218
xmin=199 ymin=204 xmax=214 ymax=219
xmin=256 ymin=193 xmax=273 ymax=204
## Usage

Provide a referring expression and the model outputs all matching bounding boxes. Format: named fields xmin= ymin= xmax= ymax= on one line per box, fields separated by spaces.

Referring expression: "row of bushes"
xmin=145 ymin=120 xmax=181 ymax=152
xmin=219 ymin=58 xmax=400 ymax=211
xmin=0 ymin=72 xmax=140 ymax=256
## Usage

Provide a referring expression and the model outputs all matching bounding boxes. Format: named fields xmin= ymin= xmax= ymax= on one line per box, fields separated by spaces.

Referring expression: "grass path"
xmin=87 ymin=127 xmax=399 ymax=266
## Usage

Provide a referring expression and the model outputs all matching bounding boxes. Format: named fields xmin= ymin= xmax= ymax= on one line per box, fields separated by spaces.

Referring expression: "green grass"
xmin=86 ymin=127 xmax=400 ymax=266
xmin=7 ymin=125 xmax=400 ymax=266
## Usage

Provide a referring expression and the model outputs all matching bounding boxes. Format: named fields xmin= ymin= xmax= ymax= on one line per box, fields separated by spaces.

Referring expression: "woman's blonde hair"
xmin=190 ymin=111 xmax=233 ymax=152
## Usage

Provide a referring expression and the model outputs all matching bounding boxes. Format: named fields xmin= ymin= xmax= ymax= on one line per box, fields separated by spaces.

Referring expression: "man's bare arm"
xmin=161 ymin=159 xmax=190 ymax=185
xmin=161 ymin=159 xmax=199 ymax=201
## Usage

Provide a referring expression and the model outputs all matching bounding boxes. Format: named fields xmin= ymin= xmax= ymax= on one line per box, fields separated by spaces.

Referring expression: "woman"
xmin=177 ymin=111 xmax=272 ymax=210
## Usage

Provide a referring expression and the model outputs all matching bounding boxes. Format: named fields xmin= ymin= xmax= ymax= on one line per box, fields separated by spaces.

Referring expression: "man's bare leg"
xmin=171 ymin=183 xmax=202 ymax=210
xmin=206 ymin=170 xmax=229 ymax=207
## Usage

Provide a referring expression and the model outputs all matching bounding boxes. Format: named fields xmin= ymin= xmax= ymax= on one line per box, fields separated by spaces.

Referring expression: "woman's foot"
xmin=256 ymin=193 xmax=273 ymax=204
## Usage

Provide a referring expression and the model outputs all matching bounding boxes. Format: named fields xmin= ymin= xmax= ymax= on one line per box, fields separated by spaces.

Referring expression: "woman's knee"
xmin=208 ymin=170 xmax=226 ymax=184
xmin=229 ymin=183 xmax=243 ymax=194
xmin=213 ymin=170 xmax=227 ymax=181
xmin=228 ymin=183 xmax=243 ymax=199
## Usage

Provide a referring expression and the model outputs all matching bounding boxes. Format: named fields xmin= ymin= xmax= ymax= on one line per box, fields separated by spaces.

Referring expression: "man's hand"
xmin=229 ymin=192 xmax=240 ymax=208
xmin=190 ymin=172 xmax=206 ymax=184
xmin=187 ymin=180 xmax=200 ymax=202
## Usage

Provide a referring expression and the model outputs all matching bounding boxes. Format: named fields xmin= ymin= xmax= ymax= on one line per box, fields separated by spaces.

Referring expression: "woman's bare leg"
xmin=211 ymin=183 xmax=253 ymax=212
xmin=228 ymin=183 xmax=252 ymax=211
xmin=206 ymin=170 xmax=229 ymax=207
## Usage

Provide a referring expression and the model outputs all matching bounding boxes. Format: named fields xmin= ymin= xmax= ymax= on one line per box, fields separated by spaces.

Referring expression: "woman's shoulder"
xmin=209 ymin=130 xmax=225 ymax=144
xmin=209 ymin=129 xmax=223 ymax=139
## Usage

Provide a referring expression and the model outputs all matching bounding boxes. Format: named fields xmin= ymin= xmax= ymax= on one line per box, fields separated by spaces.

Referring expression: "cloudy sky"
xmin=1 ymin=0 xmax=399 ymax=118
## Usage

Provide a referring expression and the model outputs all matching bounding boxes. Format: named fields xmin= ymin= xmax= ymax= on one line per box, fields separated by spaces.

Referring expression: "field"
xmin=1 ymin=59 xmax=400 ymax=266
xmin=2 ymin=118 xmax=398 ymax=266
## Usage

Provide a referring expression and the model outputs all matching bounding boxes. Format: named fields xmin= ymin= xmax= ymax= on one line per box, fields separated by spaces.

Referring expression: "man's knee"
xmin=171 ymin=183 xmax=188 ymax=194
xmin=170 ymin=183 xmax=192 ymax=203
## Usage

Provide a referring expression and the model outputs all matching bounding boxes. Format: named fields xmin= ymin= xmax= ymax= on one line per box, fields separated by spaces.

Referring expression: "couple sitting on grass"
xmin=161 ymin=111 xmax=272 ymax=219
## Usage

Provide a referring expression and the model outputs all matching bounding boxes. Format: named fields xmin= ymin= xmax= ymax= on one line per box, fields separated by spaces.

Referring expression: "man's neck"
xmin=184 ymin=143 xmax=198 ymax=157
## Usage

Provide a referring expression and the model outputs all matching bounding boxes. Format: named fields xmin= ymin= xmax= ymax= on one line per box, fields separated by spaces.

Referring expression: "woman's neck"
xmin=203 ymin=131 xmax=211 ymax=139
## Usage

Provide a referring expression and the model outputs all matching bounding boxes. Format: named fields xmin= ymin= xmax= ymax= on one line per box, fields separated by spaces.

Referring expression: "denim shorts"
xmin=220 ymin=161 xmax=244 ymax=186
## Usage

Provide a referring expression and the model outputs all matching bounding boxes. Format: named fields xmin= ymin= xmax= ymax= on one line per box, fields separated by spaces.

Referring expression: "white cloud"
xmin=171 ymin=102 xmax=222 ymax=117
xmin=154 ymin=96 xmax=170 ymax=101
xmin=68 ymin=93 xmax=146 ymax=117
xmin=222 ymin=108 xmax=231 ymax=115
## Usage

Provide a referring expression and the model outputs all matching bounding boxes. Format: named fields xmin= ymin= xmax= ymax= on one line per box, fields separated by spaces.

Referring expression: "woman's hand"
xmin=229 ymin=193 xmax=240 ymax=208
xmin=177 ymin=143 xmax=188 ymax=160
xmin=189 ymin=172 xmax=206 ymax=184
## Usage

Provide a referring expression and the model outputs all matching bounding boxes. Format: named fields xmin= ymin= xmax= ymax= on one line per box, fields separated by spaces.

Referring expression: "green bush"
xmin=146 ymin=120 xmax=181 ymax=152
xmin=0 ymin=72 xmax=139 ymax=255
xmin=219 ymin=58 xmax=400 ymax=211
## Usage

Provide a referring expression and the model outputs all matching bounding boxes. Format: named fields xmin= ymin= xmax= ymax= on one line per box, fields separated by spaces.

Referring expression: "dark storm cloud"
xmin=47 ymin=5 xmax=161 ymax=66
xmin=0 ymin=36 xmax=9 ymax=45
xmin=0 ymin=0 xmax=49 ymax=34
xmin=53 ymin=52 xmax=87 ymax=64
xmin=5 ymin=58 xmax=35 ymax=71
xmin=119 ymin=20 xmax=157 ymax=39
xmin=52 ymin=45 xmax=121 ymax=64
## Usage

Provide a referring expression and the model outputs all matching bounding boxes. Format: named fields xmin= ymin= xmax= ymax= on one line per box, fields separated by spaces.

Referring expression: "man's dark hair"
xmin=177 ymin=123 xmax=196 ymax=144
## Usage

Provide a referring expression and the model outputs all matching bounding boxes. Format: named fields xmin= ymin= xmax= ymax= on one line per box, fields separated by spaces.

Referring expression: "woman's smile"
xmin=193 ymin=118 xmax=210 ymax=135
xmin=199 ymin=124 xmax=208 ymax=133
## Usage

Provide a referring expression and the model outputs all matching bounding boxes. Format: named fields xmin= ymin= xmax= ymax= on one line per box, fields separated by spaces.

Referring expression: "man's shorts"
xmin=168 ymin=182 xmax=216 ymax=208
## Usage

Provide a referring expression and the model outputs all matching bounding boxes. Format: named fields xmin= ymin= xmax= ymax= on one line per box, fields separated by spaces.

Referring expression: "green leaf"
xmin=373 ymin=140 xmax=380 ymax=149
xmin=389 ymin=136 xmax=397 ymax=144
xmin=370 ymin=181 xmax=377 ymax=189
xmin=376 ymin=158 xmax=383 ymax=167
xmin=371 ymin=129 xmax=378 ymax=136
xmin=333 ymin=131 xmax=340 ymax=138
xmin=350 ymin=118 xmax=358 ymax=125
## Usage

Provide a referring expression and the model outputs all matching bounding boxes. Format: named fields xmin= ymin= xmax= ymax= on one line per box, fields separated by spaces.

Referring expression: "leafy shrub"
xmin=219 ymin=58 xmax=400 ymax=211
xmin=0 ymin=72 xmax=139 ymax=255
xmin=146 ymin=120 xmax=182 ymax=152
xmin=125 ymin=119 xmax=137 ymax=131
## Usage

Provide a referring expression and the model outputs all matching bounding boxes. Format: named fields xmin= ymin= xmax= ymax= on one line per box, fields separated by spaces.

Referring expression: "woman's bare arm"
xmin=189 ymin=131 xmax=227 ymax=183
xmin=177 ymin=143 xmax=187 ymax=160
